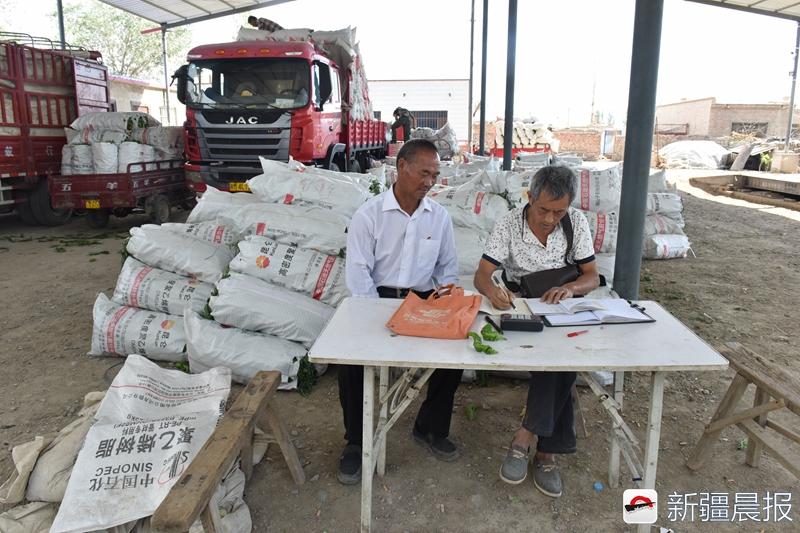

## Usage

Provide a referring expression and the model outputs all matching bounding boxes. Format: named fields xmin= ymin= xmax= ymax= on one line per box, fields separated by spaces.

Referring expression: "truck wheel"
xmin=348 ymin=159 xmax=362 ymax=174
xmin=86 ymin=209 xmax=110 ymax=228
xmin=146 ymin=194 xmax=170 ymax=225
xmin=15 ymin=198 xmax=38 ymax=225
xmin=30 ymin=179 xmax=72 ymax=226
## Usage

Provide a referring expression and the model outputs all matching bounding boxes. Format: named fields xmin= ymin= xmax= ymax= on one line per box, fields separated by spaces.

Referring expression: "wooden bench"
xmin=687 ymin=342 xmax=800 ymax=478
xmin=151 ymin=371 xmax=305 ymax=533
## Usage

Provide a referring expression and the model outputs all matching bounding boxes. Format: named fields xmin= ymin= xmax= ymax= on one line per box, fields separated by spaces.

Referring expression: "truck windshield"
xmin=183 ymin=58 xmax=310 ymax=110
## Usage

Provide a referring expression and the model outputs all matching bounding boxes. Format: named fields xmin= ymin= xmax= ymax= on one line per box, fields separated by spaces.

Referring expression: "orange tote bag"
xmin=385 ymin=285 xmax=481 ymax=340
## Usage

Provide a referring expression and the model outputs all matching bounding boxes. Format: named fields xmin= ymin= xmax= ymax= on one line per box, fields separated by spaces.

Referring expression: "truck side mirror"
xmin=172 ymin=65 xmax=189 ymax=105
xmin=315 ymin=62 xmax=332 ymax=111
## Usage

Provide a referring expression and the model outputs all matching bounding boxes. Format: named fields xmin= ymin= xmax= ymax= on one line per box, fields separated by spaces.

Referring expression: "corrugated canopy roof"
xmin=97 ymin=0 xmax=294 ymax=29
xmin=686 ymin=0 xmax=800 ymax=22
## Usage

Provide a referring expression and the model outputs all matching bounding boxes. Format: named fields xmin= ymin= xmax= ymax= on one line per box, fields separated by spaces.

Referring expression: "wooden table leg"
xmin=361 ymin=365 xmax=375 ymax=533
xmin=608 ymin=371 xmax=625 ymax=488
xmin=263 ymin=405 xmax=305 ymax=485
xmin=745 ymin=386 xmax=769 ymax=468
xmin=638 ymin=371 xmax=666 ymax=533
xmin=378 ymin=366 xmax=389 ymax=477
xmin=687 ymin=373 xmax=749 ymax=470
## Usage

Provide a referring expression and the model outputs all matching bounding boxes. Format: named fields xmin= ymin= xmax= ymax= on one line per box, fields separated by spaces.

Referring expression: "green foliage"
xmin=296 ymin=356 xmax=318 ymax=397
xmin=58 ymin=0 xmax=191 ymax=79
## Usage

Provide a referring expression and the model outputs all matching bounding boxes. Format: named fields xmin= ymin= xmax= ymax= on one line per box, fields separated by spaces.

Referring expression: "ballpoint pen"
xmin=490 ymin=270 xmax=516 ymax=310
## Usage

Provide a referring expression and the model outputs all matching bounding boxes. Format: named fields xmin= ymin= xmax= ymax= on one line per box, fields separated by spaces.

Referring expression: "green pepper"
xmin=468 ymin=332 xmax=498 ymax=355
xmin=481 ymin=323 xmax=505 ymax=341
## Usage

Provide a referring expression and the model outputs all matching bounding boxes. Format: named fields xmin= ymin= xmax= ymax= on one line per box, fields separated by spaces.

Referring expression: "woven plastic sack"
xmin=643 ymin=213 xmax=685 ymax=236
xmin=248 ymin=157 xmax=369 ymax=216
xmin=129 ymin=126 xmax=183 ymax=151
xmin=71 ymin=144 xmax=93 ymax=175
xmin=427 ymin=184 xmax=509 ymax=233
xmin=219 ymin=202 xmax=348 ymax=255
xmin=643 ymin=234 xmax=691 ymax=259
xmin=91 ymin=142 xmax=118 ymax=174
xmin=112 ymin=257 xmax=213 ymax=316
xmin=117 ymin=142 xmax=146 ymax=173
xmin=70 ymin=111 xmax=158 ymax=133
xmin=127 ymin=225 xmax=234 ymax=284
xmin=185 ymin=312 xmax=303 ymax=388
xmin=572 ymin=162 xmax=622 ymax=212
xmin=581 ymin=210 xmax=619 ymax=253
xmin=160 ymin=220 xmax=241 ymax=246
xmin=230 ymin=236 xmax=348 ymax=306
xmin=453 ymin=226 xmax=486 ymax=275
xmin=90 ymin=293 xmax=187 ymax=362
xmin=186 ymin=186 xmax=261 ymax=223
xmin=646 ymin=192 xmax=683 ymax=216
xmin=60 ymin=145 xmax=74 ymax=175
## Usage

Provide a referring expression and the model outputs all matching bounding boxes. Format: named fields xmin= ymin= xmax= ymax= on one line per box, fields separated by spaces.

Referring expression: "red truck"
xmin=0 ymin=33 xmax=109 ymax=225
xmin=173 ymin=36 xmax=388 ymax=193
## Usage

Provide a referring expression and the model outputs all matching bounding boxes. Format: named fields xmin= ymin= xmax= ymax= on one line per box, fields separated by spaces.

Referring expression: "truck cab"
xmin=175 ymin=40 xmax=387 ymax=193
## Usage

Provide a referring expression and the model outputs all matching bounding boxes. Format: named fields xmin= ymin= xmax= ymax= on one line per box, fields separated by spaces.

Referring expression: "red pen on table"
xmin=567 ymin=330 xmax=589 ymax=338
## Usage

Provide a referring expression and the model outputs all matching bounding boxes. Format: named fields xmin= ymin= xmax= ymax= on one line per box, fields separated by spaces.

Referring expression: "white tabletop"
xmin=308 ymin=298 xmax=729 ymax=372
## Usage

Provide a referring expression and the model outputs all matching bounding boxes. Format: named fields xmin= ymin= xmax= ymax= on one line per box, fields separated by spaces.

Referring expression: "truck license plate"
xmin=84 ymin=199 xmax=101 ymax=209
xmin=229 ymin=182 xmax=250 ymax=192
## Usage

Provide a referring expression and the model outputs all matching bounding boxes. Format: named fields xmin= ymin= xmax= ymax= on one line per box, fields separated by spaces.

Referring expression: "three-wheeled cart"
xmin=48 ymin=160 xmax=192 ymax=228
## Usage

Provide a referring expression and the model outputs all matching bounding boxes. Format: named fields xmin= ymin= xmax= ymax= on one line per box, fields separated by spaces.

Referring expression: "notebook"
xmin=532 ymin=299 xmax=655 ymax=327
xmin=525 ymin=298 xmax=608 ymax=316
xmin=478 ymin=295 xmax=532 ymax=316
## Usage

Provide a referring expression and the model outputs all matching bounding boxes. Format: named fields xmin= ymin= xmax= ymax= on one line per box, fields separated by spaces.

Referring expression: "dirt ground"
xmin=1 ymin=173 xmax=798 ymax=532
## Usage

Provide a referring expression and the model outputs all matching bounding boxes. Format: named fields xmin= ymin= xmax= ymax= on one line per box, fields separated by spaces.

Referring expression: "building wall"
xmin=108 ymin=78 xmax=184 ymax=126
xmin=708 ymin=103 xmax=792 ymax=137
xmin=655 ymin=97 xmax=714 ymax=136
xmin=368 ymin=79 xmax=469 ymax=141
xmin=553 ymin=130 xmax=626 ymax=161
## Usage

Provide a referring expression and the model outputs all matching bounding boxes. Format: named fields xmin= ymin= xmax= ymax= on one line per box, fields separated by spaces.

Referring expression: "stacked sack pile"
xmin=473 ymin=121 xmax=561 ymax=153
xmin=61 ymin=111 xmax=184 ymax=176
xmin=410 ymin=122 xmax=460 ymax=160
xmin=90 ymin=155 xmax=389 ymax=390
xmin=236 ymin=26 xmax=375 ymax=122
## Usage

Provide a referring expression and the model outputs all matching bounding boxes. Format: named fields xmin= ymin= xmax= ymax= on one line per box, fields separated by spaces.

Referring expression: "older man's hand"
xmin=540 ymin=286 xmax=574 ymax=304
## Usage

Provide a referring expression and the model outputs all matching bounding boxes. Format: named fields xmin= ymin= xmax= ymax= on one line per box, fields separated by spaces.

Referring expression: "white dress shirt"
xmin=346 ymin=186 xmax=459 ymax=298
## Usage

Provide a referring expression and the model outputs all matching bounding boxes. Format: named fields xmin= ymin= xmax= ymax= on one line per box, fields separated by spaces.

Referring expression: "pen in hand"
xmin=490 ymin=271 xmax=517 ymax=310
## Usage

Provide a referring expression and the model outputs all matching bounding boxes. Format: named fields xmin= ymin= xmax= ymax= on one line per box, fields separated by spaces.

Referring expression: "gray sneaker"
xmin=533 ymin=457 xmax=563 ymax=497
xmin=499 ymin=445 xmax=530 ymax=484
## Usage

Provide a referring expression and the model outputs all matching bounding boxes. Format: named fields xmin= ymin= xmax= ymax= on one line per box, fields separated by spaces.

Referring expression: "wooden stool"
xmin=687 ymin=342 xmax=800 ymax=478
xmin=151 ymin=371 xmax=305 ymax=533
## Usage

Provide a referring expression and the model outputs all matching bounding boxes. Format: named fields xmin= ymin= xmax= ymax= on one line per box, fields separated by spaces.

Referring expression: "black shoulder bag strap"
xmin=561 ymin=213 xmax=574 ymax=266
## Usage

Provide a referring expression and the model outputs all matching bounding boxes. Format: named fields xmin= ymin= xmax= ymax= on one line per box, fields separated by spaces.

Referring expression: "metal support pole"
xmin=161 ymin=26 xmax=171 ymax=124
xmin=467 ymin=0 xmax=475 ymax=151
xmin=56 ymin=0 xmax=66 ymax=49
xmin=785 ymin=21 xmax=800 ymax=151
xmin=478 ymin=0 xmax=489 ymax=155
xmin=501 ymin=0 xmax=518 ymax=171
xmin=612 ymin=0 xmax=664 ymax=300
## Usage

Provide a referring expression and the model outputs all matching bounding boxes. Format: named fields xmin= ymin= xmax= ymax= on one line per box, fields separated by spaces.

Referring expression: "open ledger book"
xmin=526 ymin=298 xmax=654 ymax=326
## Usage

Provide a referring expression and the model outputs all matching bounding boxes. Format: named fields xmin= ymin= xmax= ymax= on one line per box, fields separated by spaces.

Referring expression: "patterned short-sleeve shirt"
xmin=482 ymin=205 xmax=596 ymax=284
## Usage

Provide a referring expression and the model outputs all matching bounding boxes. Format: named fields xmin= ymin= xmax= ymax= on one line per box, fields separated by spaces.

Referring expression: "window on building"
xmin=130 ymin=101 xmax=149 ymax=114
xmin=374 ymin=111 xmax=381 ymax=121
xmin=731 ymin=122 xmax=767 ymax=136
xmin=410 ymin=110 xmax=448 ymax=130
xmin=109 ymin=100 xmax=117 ymax=112
xmin=159 ymin=106 xmax=178 ymax=125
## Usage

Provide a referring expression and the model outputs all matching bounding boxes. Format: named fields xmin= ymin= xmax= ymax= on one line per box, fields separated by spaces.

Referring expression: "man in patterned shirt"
xmin=247 ymin=16 xmax=283 ymax=33
xmin=473 ymin=165 xmax=599 ymax=498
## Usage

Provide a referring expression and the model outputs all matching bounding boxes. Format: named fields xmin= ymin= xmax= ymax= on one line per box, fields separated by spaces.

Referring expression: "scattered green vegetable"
xmin=465 ymin=403 xmax=478 ymax=421
xmin=480 ymin=323 xmax=505 ymax=341
xmin=297 ymin=356 xmax=318 ymax=396
xmin=468 ymin=332 xmax=497 ymax=354
xmin=174 ymin=361 xmax=190 ymax=373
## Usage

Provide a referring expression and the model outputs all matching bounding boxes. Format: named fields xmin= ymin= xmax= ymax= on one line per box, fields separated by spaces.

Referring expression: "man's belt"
xmin=376 ymin=286 xmax=433 ymax=299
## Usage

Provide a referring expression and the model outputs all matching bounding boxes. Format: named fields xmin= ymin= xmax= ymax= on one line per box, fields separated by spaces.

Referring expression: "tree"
xmin=57 ymin=0 xmax=191 ymax=80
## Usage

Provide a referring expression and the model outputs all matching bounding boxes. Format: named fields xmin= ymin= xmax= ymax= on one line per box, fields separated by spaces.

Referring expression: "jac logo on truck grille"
xmin=225 ymin=116 xmax=259 ymax=124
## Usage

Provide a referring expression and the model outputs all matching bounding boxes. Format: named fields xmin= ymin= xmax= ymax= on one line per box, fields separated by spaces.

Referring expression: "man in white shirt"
xmin=338 ymin=139 xmax=462 ymax=485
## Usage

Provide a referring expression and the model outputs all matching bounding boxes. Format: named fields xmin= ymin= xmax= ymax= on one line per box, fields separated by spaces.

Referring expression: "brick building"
xmin=655 ymin=97 xmax=800 ymax=138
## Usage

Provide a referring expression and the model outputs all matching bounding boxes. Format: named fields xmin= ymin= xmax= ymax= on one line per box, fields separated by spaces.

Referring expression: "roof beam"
xmin=160 ymin=0 xmax=292 ymax=29
xmin=685 ymin=0 xmax=800 ymax=22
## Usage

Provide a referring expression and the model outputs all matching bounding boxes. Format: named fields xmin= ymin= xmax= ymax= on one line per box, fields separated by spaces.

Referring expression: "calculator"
xmin=500 ymin=313 xmax=544 ymax=332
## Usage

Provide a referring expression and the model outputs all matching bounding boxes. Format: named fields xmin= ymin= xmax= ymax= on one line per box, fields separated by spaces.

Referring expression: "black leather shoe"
xmin=337 ymin=443 xmax=362 ymax=485
xmin=412 ymin=426 xmax=459 ymax=462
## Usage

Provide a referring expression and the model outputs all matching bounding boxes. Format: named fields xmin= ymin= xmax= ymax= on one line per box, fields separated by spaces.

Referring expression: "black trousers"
xmin=522 ymin=371 xmax=577 ymax=454
xmin=337 ymin=288 xmax=463 ymax=445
